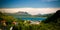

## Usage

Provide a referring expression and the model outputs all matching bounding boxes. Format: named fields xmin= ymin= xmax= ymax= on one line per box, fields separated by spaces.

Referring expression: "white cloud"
xmin=0 ymin=8 xmax=60 ymax=15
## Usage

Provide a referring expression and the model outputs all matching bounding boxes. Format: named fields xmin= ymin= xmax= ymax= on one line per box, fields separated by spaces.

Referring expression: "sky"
xmin=0 ymin=0 xmax=60 ymax=15
xmin=0 ymin=0 xmax=60 ymax=8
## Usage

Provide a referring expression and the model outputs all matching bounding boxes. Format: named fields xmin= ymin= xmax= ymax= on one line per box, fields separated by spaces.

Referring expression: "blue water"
xmin=21 ymin=17 xmax=46 ymax=21
xmin=14 ymin=16 xmax=46 ymax=21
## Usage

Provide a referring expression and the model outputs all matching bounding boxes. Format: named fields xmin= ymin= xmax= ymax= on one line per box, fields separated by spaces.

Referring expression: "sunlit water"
xmin=15 ymin=16 xmax=46 ymax=21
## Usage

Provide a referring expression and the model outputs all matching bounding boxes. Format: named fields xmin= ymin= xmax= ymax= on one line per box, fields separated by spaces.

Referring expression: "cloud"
xmin=0 ymin=8 xmax=60 ymax=15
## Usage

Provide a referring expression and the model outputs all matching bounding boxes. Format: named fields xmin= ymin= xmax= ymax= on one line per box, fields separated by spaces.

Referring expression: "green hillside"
xmin=0 ymin=10 xmax=60 ymax=30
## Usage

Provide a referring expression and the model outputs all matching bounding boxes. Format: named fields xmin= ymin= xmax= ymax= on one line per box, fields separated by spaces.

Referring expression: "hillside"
xmin=0 ymin=10 xmax=60 ymax=30
xmin=41 ymin=10 xmax=60 ymax=30
xmin=44 ymin=10 xmax=60 ymax=23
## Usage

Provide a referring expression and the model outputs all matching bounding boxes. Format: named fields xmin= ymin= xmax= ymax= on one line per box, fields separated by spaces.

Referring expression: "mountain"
xmin=44 ymin=10 xmax=60 ymax=23
xmin=4 ymin=11 xmax=31 ymax=16
xmin=15 ymin=11 xmax=31 ymax=16
xmin=33 ymin=13 xmax=54 ymax=17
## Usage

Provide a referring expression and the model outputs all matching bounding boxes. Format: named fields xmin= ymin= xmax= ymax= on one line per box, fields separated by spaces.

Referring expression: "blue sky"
xmin=0 ymin=0 xmax=60 ymax=8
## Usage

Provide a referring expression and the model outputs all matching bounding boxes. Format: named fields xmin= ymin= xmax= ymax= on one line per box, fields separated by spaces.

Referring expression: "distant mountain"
xmin=33 ymin=13 xmax=54 ymax=17
xmin=15 ymin=11 xmax=31 ymax=16
xmin=1 ymin=11 xmax=55 ymax=18
xmin=4 ymin=11 xmax=31 ymax=16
